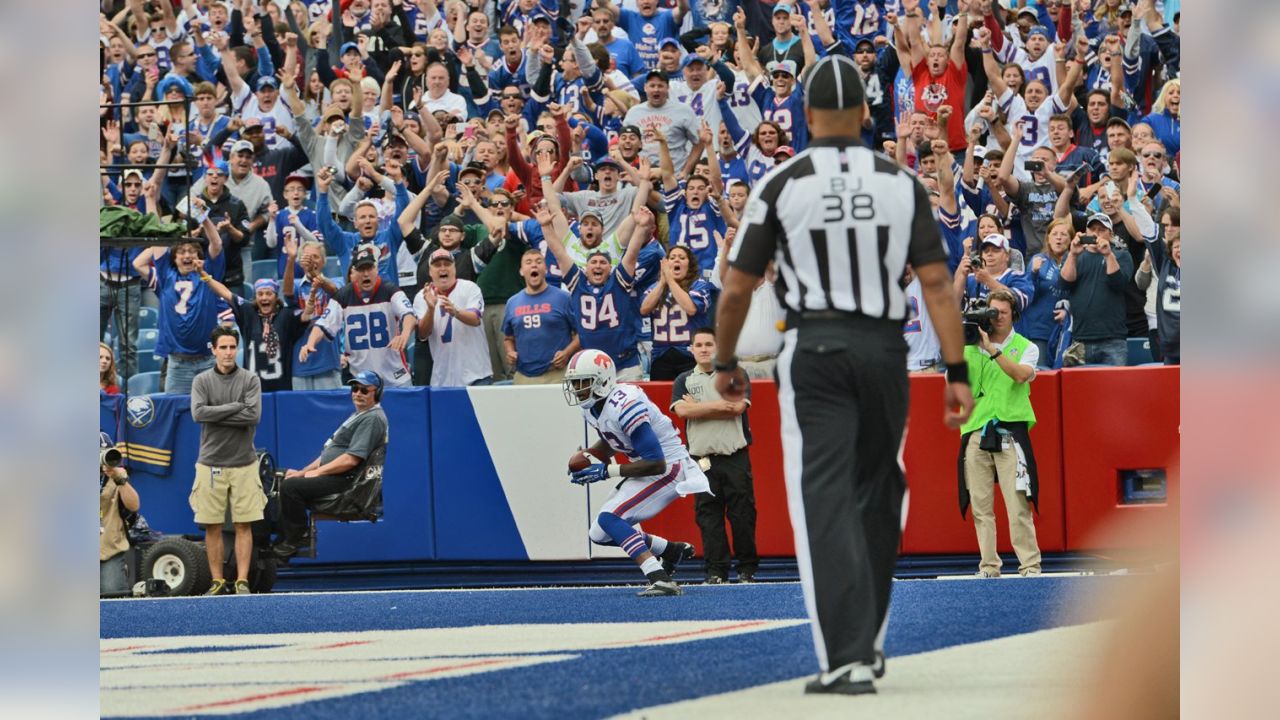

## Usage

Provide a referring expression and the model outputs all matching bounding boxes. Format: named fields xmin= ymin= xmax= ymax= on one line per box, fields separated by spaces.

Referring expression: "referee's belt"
xmin=785 ymin=309 xmax=902 ymax=332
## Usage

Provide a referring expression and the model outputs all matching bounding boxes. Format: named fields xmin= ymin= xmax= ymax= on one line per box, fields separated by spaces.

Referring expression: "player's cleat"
xmin=738 ymin=572 xmax=756 ymax=583
xmin=705 ymin=576 xmax=726 ymax=584
xmin=636 ymin=580 xmax=683 ymax=597
xmin=660 ymin=541 xmax=695 ymax=577
xmin=234 ymin=580 xmax=251 ymax=595
xmin=872 ymin=651 xmax=886 ymax=679
xmin=804 ymin=663 xmax=876 ymax=695
xmin=204 ymin=579 xmax=229 ymax=596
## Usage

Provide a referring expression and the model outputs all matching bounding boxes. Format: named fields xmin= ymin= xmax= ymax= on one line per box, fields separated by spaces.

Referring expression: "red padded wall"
xmin=1059 ymin=366 xmax=1179 ymax=550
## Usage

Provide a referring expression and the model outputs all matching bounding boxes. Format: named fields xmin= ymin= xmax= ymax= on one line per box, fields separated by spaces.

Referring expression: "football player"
xmin=564 ymin=349 xmax=707 ymax=596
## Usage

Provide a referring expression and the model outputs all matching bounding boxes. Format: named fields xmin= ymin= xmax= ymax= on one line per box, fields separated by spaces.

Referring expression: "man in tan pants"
xmin=957 ymin=290 xmax=1042 ymax=577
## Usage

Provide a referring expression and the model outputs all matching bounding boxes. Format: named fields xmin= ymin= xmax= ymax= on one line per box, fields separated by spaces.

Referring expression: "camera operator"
xmin=100 ymin=435 xmax=140 ymax=596
xmin=953 ymin=233 xmax=1034 ymax=313
xmin=957 ymin=290 xmax=1042 ymax=578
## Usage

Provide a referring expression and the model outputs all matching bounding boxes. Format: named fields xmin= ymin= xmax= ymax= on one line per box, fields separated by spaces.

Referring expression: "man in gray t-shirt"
xmin=274 ymin=370 xmax=390 ymax=557
xmin=560 ymin=157 xmax=640 ymax=238
xmin=624 ymin=72 xmax=704 ymax=175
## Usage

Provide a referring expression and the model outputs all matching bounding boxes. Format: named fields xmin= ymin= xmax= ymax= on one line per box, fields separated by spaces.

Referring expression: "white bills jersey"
xmin=315 ymin=281 xmax=415 ymax=386
xmin=583 ymin=383 xmax=710 ymax=496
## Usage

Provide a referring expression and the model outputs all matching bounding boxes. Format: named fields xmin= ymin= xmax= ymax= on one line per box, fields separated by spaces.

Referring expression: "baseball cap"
xmin=854 ymin=38 xmax=875 ymax=53
xmin=659 ymin=37 xmax=682 ymax=50
xmin=241 ymin=118 xmax=265 ymax=134
xmin=347 ymin=370 xmax=383 ymax=392
xmin=1086 ymin=212 xmax=1114 ymax=230
xmin=121 ymin=168 xmax=145 ymax=182
xmin=1027 ymin=25 xmax=1050 ymax=39
xmin=773 ymin=145 xmax=795 ymax=158
xmin=322 ymin=107 xmax=345 ymax=124
xmin=1117 ymin=3 xmax=1133 ymax=16
xmin=284 ymin=173 xmax=310 ymax=188
xmin=1016 ymin=6 xmax=1039 ymax=18
xmin=253 ymin=278 xmax=279 ymax=294
xmin=339 ymin=41 xmax=360 ymax=56
xmin=980 ymin=233 xmax=1010 ymax=250
xmin=429 ymin=248 xmax=455 ymax=264
xmin=352 ymin=244 xmax=379 ymax=268
xmin=767 ymin=59 xmax=797 ymax=77
xmin=973 ymin=144 xmax=989 ymax=160
xmin=773 ymin=3 xmax=794 ymax=15
xmin=458 ymin=161 xmax=488 ymax=179
xmin=620 ymin=125 xmax=643 ymax=139
xmin=402 ymin=110 xmax=421 ymax=125
xmin=803 ymin=55 xmax=866 ymax=110
xmin=380 ymin=130 xmax=407 ymax=148
xmin=680 ymin=54 xmax=708 ymax=69
xmin=579 ymin=209 xmax=604 ymax=223
xmin=256 ymin=75 xmax=280 ymax=91
xmin=1106 ymin=117 xmax=1132 ymax=131
xmin=594 ymin=156 xmax=624 ymax=171
xmin=530 ymin=10 xmax=552 ymax=24
xmin=644 ymin=69 xmax=669 ymax=83
xmin=231 ymin=139 xmax=255 ymax=154
xmin=438 ymin=214 xmax=466 ymax=230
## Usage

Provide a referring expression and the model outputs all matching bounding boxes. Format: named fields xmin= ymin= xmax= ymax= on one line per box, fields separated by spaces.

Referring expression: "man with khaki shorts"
xmin=190 ymin=325 xmax=264 ymax=595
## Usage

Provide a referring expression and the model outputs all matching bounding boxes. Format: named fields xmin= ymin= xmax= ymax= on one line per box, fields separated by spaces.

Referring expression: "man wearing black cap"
xmin=850 ymin=38 xmax=898 ymax=151
xmin=713 ymin=54 xmax=973 ymax=695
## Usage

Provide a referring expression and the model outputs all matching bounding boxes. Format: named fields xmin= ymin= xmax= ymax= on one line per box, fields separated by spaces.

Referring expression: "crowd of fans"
xmin=99 ymin=0 xmax=1181 ymax=395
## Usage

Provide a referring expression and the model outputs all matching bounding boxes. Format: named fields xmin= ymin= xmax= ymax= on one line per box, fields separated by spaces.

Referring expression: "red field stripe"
xmin=170 ymin=685 xmax=328 ymax=712
xmin=101 ymin=645 xmax=153 ymax=653
xmin=378 ymin=658 xmax=512 ymax=680
xmin=600 ymin=620 xmax=770 ymax=647
xmin=312 ymin=640 xmax=374 ymax=650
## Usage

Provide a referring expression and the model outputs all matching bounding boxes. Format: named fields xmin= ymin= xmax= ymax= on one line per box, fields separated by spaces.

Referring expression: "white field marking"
xmin=100 ymin=581 xmax=810 ymax=602
xmin=608 ymin=620 xmax=1120 ymax=720
xmin=101 ymin=620 xmax=806 ymax=718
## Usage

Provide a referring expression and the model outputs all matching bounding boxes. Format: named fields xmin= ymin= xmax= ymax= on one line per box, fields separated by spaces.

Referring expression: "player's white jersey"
xmin=998 ymin=88 xmax=1067 ymax=167
xmin=582 ymin=383 xmax=710 ymax=495
xmin=316 ymin=282 xmax=416 ymax=386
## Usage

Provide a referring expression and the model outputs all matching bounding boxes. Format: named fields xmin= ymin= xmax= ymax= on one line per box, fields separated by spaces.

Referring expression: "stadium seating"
xmin=1127 ymin=337 xmax=1155 ymax=365
xmin=137 ymin=306 xmax=158 ymax=329
xmin=251 ymin=259 xmax=278 ymax=283
xmin=325 ymin=257 xmax=343 ymax=279
xmin=136 ymin=328 xmax=159 ymax=353
xmin=136 ymin=353 xmax=161 ymax=374
xmin=126 ymin=371 xmax=161 ymax=395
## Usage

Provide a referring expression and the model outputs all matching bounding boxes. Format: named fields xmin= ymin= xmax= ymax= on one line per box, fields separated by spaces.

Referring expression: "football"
xmin=568 ymin=447 xmax=611 ymax=472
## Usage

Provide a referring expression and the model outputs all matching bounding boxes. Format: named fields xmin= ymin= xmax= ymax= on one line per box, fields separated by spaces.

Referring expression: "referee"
xmin=713 ymin=55 xmax=974 ymax=695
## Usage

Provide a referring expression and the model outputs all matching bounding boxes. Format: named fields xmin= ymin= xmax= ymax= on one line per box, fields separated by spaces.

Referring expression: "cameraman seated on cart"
xmin=100 ymin=434 xmax=141 ymax=596
xmin=273 ymin=370 xmax=389 ymax=560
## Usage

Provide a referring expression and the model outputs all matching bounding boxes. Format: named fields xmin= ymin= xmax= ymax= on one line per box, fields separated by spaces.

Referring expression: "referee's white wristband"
xmin=607 ymin=464 xmax=623 ymax=479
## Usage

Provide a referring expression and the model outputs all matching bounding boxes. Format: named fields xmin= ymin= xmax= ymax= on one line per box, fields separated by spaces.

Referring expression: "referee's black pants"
xmin=693 ymin=448 xmax=759 ymax=579
xmin=776 ymin=315 xmax=908 ymax=672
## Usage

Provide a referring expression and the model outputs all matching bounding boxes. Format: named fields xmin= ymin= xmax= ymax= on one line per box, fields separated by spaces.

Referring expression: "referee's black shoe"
xmin=804 ymin=663 xmax=876 ymax=695
xmin=872 ymin=650 xmax=886 ymax=679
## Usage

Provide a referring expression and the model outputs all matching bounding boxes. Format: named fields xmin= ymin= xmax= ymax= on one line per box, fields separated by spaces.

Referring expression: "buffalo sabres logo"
xmin=920 ymin=83 xmax=949 ymax=113
xmin=126 ymin=396 xmax=156 ymax=429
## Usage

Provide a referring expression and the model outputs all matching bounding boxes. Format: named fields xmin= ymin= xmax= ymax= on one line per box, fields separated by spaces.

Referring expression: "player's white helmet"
xmin=562 ymin=349 xmax=617 ymax=406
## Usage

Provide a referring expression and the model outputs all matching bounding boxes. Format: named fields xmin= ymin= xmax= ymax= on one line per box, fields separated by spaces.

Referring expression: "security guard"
xmin=714 ymin=55 xmax=975 ymax=696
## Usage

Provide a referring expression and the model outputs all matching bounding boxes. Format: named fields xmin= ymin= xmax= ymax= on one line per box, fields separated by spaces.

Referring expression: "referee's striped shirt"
xmin=728 ymin=137 xmax=947 ymax=321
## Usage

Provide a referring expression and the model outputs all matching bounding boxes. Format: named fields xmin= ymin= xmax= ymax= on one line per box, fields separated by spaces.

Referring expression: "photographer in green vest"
xmin=956 ymin=289 xmax=1043 ymax=578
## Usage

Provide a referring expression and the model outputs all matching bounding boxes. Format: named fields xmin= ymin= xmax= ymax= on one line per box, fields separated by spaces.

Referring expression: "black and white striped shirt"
xmin=728 ymin=137 xmax=947 ymax=321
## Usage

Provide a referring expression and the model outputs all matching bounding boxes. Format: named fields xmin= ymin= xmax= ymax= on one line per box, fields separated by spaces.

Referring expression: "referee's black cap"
xmin=803 ymin=55 xmax=866 ymax=111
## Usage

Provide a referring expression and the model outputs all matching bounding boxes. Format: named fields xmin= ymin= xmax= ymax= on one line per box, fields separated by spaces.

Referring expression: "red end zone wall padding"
xmin=900 ymin=372 xmax=1065 ymax=554
xmin=1059 ymin=366 xmax=1179 ymax=550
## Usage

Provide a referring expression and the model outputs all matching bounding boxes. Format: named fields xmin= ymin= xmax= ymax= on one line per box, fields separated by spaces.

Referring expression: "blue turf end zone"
xmin=102 ymin=577 xmax=1126 ymax=720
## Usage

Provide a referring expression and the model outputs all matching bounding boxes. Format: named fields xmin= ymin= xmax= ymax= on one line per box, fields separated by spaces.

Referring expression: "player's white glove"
xmin=570 ymin=464 xmax=612 ymax=485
